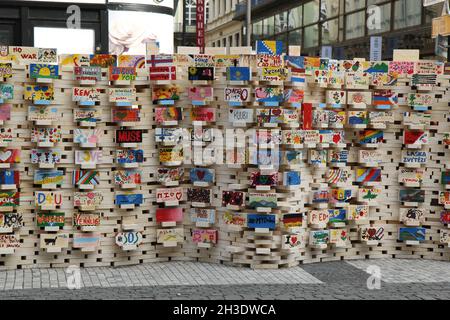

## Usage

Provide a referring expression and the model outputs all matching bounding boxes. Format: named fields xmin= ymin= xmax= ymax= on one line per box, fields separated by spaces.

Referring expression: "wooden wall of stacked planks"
xmin=0 ymin=44 xmax=449 ymax=270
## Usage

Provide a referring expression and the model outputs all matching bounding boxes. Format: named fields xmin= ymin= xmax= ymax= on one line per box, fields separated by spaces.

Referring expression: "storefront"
xmin=0 ymin=0 xmax=175 ymax=54
xmin=233 ymin=0 xmax=440 ymax=59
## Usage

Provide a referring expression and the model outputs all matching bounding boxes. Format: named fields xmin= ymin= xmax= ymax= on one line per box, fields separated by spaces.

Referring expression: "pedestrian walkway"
xmin=1 ymin=259 xmax=450 ymax=300
xmin=0 ymin=261 xmax=321 ymax=290
xmin=348 ymin=259 xmax=450 ymax=283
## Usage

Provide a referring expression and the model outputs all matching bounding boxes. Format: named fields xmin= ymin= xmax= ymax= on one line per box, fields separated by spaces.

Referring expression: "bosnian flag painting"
xmin=256 ymin=40 xmax=283 ymax=56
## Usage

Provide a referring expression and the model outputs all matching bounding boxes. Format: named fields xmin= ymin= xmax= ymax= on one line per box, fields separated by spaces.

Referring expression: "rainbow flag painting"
xmin=256 ymin=40 xmax=283 ymax=56
xmin=72 ymin=170 xmax=100 ymax=186
xmin=356 ymin=168 xmax=382 ymax=183
xmin=359 ymin=130 xmax=384 ymax=144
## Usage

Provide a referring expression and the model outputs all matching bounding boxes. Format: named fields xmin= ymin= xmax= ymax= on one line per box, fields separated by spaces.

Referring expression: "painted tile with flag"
xmin=226 ymin=66 xmax=250 ymax=81
xmin=256 ymin=40 xmax=283 ymax=55
xmin=149 ymin=66 xmax=177 ymax=81
xmin=146 ymin=54 xmax=174 ymax=67
xmin=373 ymin=90 xmax=398 ymax=109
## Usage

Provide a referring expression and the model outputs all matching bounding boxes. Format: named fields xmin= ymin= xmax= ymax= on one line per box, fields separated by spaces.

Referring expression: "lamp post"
xmin=440 ymin=0 xmax=450 ymax=60
xmin=246 ymin=0 xmax=251 ymax=47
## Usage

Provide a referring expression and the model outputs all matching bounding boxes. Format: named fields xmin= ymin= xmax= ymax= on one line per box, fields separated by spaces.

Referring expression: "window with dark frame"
xmin=246 ymin=0 xmax=429 ymax=55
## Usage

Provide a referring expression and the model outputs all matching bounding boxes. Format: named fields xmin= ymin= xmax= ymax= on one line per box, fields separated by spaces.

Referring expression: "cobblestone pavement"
xmin=347 ymin=258 xmax=450 ymax=283
xmin=0 ymin=261 xmax=321 ymax=290
xmin=0 ymin=259 xmax=449 ymax=299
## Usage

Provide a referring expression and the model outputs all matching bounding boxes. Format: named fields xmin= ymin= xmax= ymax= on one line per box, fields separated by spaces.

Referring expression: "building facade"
xmin=206 ymin=0 xmax=244 ymax=48
xmin=175 ymin=0 xmax=210 ymax=49
xmin=211 ymin=0 xmax=442 ymax=59
xmin=174 ymin=0 xmax=196 ymax=48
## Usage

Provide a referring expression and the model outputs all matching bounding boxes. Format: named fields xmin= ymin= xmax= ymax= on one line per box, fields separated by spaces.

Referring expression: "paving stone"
xmin=0 ymin=260 xmax=448 ymax=299
xmin=347 ymin=259 xmax=450 ymax=283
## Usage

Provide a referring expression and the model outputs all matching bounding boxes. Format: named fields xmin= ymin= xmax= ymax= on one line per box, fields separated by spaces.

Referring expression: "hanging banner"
xmin=196 ymin=0 xmax=205 ymax=53
xmin=370 ymin=36 xmax=383 ymax=61
xmin=321 ymin=46 xmax=332 ymax=59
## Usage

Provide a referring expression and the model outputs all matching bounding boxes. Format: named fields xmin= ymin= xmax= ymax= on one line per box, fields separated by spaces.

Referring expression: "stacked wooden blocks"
xmin=0 ymin=43 xmax=449 ymax=270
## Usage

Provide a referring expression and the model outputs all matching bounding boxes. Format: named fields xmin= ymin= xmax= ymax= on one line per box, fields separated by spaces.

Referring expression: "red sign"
xmin=149 ymin=66 xmax=176 ymax=81
xmin=155 ymin=208 xmax=183 ymax=223
xmin=112 ymin=109 xmax=140 ymax=122
xmin=196 ymin=0 xmax=205 ymax=53
xmin=302 ymin=103 xmax=313 ymax=130
xmin=441 ymin=211 xmax=450 ymax=224
xmin=116 ymin=130 xmax=142 ymax=143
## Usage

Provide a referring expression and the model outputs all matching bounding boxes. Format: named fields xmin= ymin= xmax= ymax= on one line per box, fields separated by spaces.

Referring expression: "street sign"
xmin=321 ymin=46 xmax=332 ymax=59
xmin=370 ymin=36 xmax=383 ymax=61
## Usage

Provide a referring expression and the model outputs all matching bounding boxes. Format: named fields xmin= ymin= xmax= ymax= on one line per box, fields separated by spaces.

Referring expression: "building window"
xmin=304 ymin=24 xmax=319 ymax=48
xmin=304 ymin=0 xmax=320 ymax=25
xmin=322 ymin=17 xmax=339 ymax=45
xmin=227 ymin=0 xmax=428 ymax=52
xmin=275 ymin=11 xmax=288 ymax=34
xmin=321 ymin=0 xmax=339 ymax=20
xmin=288 ymin=5 xmax=302 ymax=30
xmin=345 ymin=10 xmax=365 ymax=40
xmin=345 ymin=0 xmax=365 ymax=12
xmin=253 ymin=20 xmax=263 ymax=37
xmin=367 ymin=0 xmax=388 ymax=5
xmin=0 ymin=26 xmax=14 ymax=46
xmin=424 ymin=2 xmax=441 ymax=24
xmin=394 ymin=0 xmax=422 ymax=30
xmin=367 ymin=3 xmax=391 ymax=35
xmin=288 ymin=28 xmax=302 ymax=46
xmin=185 ymin=0 xmax=206 ymax=33
xmin=210 ymin=0 xmax=215 ymax=21
xmin=185 ymin=0 xmax=196 ymax=27
xmin=228 ymin=35 xmax=233 ymax=47
xmin=263 ymin=16 xmax=274 ymax=38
